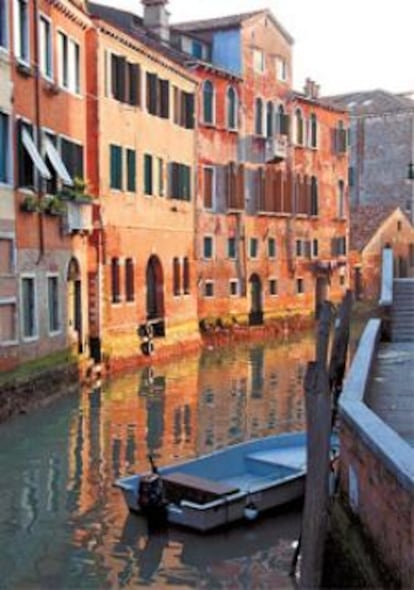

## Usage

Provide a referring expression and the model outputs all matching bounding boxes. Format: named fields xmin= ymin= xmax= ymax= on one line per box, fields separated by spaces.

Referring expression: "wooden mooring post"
xmin=291 ymin=292 xmax=353 ymax=588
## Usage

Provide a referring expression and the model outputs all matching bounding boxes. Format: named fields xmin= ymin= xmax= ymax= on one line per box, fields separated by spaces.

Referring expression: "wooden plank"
xmin=161 ymin=472 xmax=239 ymax=497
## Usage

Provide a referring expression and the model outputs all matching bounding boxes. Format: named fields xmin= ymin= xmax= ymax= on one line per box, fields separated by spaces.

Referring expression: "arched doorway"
xmin=67 ymin=257 xmax=83 ymax=353
xmin=146 ymin=255 xmax=165 ymax=337
xmin=249 ymin=273 xmax=263 ymax=326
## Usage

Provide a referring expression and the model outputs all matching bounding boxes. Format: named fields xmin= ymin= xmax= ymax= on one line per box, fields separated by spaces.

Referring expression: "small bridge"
xmin=337 ymin=248 xmax=414 ymax=588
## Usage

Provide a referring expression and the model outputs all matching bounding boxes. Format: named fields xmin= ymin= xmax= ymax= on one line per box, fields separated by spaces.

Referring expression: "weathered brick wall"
xmin=339 ymin=420 xmax=414 ymax=588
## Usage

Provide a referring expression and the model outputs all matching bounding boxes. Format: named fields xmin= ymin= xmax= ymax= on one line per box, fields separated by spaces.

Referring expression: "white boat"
xmin=115 ymin=431 xmax=325 ymax=532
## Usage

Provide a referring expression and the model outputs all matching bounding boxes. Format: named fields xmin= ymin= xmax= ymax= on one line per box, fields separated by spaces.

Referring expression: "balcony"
xmin=265 ymin=136 xmax=288 ymax=163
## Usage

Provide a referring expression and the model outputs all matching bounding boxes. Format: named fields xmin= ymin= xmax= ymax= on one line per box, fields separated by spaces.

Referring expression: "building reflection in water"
xmin=0 ymin=333 xmax=318 ymax=589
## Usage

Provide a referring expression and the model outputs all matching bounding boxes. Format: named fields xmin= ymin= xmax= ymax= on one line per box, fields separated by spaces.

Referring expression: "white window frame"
xmin=229 ymin=279 xmax=239 ymax=297
xmin=311 ymin=238 xmax=319 ymax=259
xmin=46 ymin=273 xmax=61 ymax=336
xmin=227 ymin=236 xmax=237 ymax=260
xmin=13 ymin=0 xmax=30 ymax=64
xmin=39 ymin=13 xmax=53 ymax=80
xmin=0 ymin=0 xmax=9 ymax=51
xmin=275 ymin=56 xmax=288 ymax=82
xmin=202 ymin=79 xmax=216 ymax=126
xmin=20 ymin=273 xmax=38 ymax=342
xmin=204 ymin=280 xmax=215 ymax=298
xmin=57 ymin=29 xmax=81 ymax=95
xmin=0 ymin=110 xmax=13 ymax=187
xmin=203 ymin=235 xmax=214 ymax=260
xmin=253 ymin=48 xmax=264 ymax=73
xmin=202 ymin=165 xmax=216 ymax=211
xmin=0 ymin=233 xmax=16 ymax=275
xmin=226 ymin=85 xmax=238 ymax=131
xmin=0 ymin=297 xmax=18 ymax=346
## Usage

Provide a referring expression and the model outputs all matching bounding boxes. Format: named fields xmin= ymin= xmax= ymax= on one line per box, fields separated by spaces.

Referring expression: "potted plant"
xmin=20 ymin=195 xmax=39 ymax=213
xmin=45 ymin=196 xmax=67 ymax=216
xmin=58 ymin=177 xmax=93 ymax=204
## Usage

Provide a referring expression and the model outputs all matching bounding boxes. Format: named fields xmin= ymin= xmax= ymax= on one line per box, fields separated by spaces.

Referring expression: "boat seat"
xmin=246 ymin=447 xmax=306 ymax=471
xmin=162 ymin=471 xmax=239 ymax=505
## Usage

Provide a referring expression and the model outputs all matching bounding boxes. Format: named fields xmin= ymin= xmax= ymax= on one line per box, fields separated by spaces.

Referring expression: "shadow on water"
xmin=0 ymin=332 xmax=329 ymax=589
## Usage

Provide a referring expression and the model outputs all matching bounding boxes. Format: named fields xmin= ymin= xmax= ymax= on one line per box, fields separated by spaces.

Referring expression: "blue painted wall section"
xmin=212 ymin=30 xmax=242 ymax=75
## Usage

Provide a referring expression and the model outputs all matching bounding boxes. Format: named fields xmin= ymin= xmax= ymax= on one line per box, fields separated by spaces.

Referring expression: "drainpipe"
xmin=33 ymin=0 xmax=45 ymax=263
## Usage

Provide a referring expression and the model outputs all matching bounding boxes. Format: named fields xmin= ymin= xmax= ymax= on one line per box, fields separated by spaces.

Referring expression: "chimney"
xmin=142 ymin=0 xmax=170 ymax=42
xmin=304 ymin=78 xmax=320 ymax=100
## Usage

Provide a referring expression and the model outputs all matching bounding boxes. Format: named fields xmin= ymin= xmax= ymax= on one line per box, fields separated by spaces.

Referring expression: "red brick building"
xmin=1 ymin=0 xmax=92 ymax=372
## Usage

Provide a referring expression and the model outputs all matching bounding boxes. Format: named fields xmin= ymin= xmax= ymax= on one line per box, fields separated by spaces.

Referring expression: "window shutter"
xmin=116 ymin=56 xmax=126 ymax=102
xmin=147 ymin=73 xmax=158 ymax=115
xmin=280 ymin=113 xmax=290 ymax=136
xmin=236 ymin=163 xmax=245 ymax=210
xmin=160 ymin=79 xmax=170 ymax=118
xmin=128 ymin=63 xmax=140 ymax=106
xmin=184 ymin=92 xmax=195 ymax=129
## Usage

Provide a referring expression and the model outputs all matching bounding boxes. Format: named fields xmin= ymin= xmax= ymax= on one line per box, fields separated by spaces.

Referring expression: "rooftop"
xmin=325 ymin=89 xmax=414 ymax=116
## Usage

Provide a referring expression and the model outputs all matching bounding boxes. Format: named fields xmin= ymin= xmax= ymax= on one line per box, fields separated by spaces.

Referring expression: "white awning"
xmin=45 ymin=139 xmax=73 ymax=186
xmin=22 ymin=128 xmax=51 ymax=180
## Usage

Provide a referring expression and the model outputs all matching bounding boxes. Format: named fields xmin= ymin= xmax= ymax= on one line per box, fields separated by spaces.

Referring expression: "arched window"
xmin=227 ymin=86 xmax=238 ymax=130
xmin=202 ymin=80 xmax=214 ymax=125
xmin=266 ymin=101 xmax=274 ymax=138
xmin=255 ymin=97 xmax=263 ymax=135
xmin=310 ymin=176 xmax=318 ymax=216
xmin=295 ymin=108 xmax=304 ymax=145
xmin=310 ymin=113 xmax=318 ymax=148
xmin=338 ymin=179 xmax=345 ymax=218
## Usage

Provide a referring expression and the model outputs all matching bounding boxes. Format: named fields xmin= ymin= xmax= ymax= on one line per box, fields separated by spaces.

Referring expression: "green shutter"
xmin=127 ymin=149 xmax=136 ymax=192
xmin=144 ymin=154 xmax=153 ymax=195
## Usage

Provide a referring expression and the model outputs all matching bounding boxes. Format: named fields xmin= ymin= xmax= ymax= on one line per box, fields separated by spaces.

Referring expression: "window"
xmin=57 ymin=32 xmax=80 ymax=94
xmin=229 ymin=279 xmax=239 ymax=297
xmin=249 ymin=238 xmax=258 ymax=259
xmin=144 ymin=154 xmax=153 ymax=195
xmin=111 ymin=258 xmax=121 ymax=303
xmin=266 ymin=101 xmax=274 ymax=138
xmin=397 ymin=220 xmax=402 ymax=232
xmin=202 ymin=80 xmax=214 ymax=124
xmin=110 ymin=54 xmax=141 ymax=106
xmin=126 ymin=149 xmax=136 ymax=192
xmin=125 ymin=258 xmax=134 ymax=302
xmin=0 ymin=300 xmax=17 ymax=344
xmin=173 ymin=87 xmax=195 ymax=129
xmin=335 ymin=120 xmax=348 ymax=154
xmin=253 ymin=48 xmax=264 ymax=73
xmin=296 ymin=278 xmax=304 ymax=294
xmin=295 ymin=109 xmax=304 ymax=145
xmin=157 ymin=158 xmax=164 ymax=196
xmin=296 ymin=239 xmax=311 ymax=258
xmin=228 ymin=237 xmax=236 ymax=259
xmin=268 ymin=237 xmax=276 ymax=258
xmin=0 ymin=112 xmax=10 ymax=184
xmin=204 ymin=281 xmax=214 ymax=297
xmin=409 ymin=244 xmax=414 ymax=267
xmin=269 ymin=279 xmax=278 ymax=296
xmin=17 ymin=120 xmax=34 ymax=188
xmin=0 ymin=0 xmax=8 ymax=49
xmin=310 ymin=176 xmax=318 ymax=216
xmin=203 ymin=236 xmax=213 ymax=259
xmin=173 ymin=257 xmax=181 ymax=296
xmin=192 ymin=40 xmax=203 ymax=59
xmin=227 ymin=87 xmax=237 ymax=130
xmin=338 ymin=180 xmax=345 ymax=218
xmin=312 ymin=239 xmax=319 ymax=258
xmin=348 ymin=166 xmax=355 ymax=187
xmin=277 ymin=104 xmax=289 ymax=136
xmin=110 ymin=144 xmax=123 ymax=190
xmin=255 ymin=98 xmax=263 ymax=135
xmin=39 ymin=15 xmax=52 ymax=78
xmin=310 ymin=113 xmax=318 ymax=148
xmin=169 ymin=162 xmax=191 ymax=200
xmin=183 ymin=257 xmax=190 ymax=294
xmin=61 ymin=137 xmax=83 ymax=180
xmin=276 ymin=56 xmax=287 ymax=81
xmin=21 ymin=276 xmax=37 ymax=339
xmin=14 ymin=0 xmax=29 ymax=62
xmin=203 ymin=166 xmax=215 ymax=210
xmin=146 ymin=72 xmax=170 ymax=118
xmin=0 ymin=237 xmax=14 ymax=274
xmin=47 ymin=275 xmax=60 ymax=333
xmin=332 ymin=237 xmax=347 ymax=256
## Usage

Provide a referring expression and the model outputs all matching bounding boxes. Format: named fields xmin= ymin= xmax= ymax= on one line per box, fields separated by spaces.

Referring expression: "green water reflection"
xmin=0 ymin=332 xmax=328 ymax=589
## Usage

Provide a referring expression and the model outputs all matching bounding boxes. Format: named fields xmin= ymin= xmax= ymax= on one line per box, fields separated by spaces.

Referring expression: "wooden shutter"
xmin=236 ymin=163 xmax=245 ymax=210
xmin=116 ymin=56 xmax=126 ymax=102
xmin=146 ymin=73 xmax=157 ymax=114
xmin=280 ymin=113 xmax=290 ymax=136
xmin=160 ymin=79 xmax=170 ymax=118
xmin=128 ymin=63 xmax=140 ymax=106
xmin=184 ymin=92 xmax=195 ymax=129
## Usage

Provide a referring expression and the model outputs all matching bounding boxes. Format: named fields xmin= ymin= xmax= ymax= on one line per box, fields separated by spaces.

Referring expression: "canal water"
xmin=0 ymin=330 xmax=333 ymax=589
